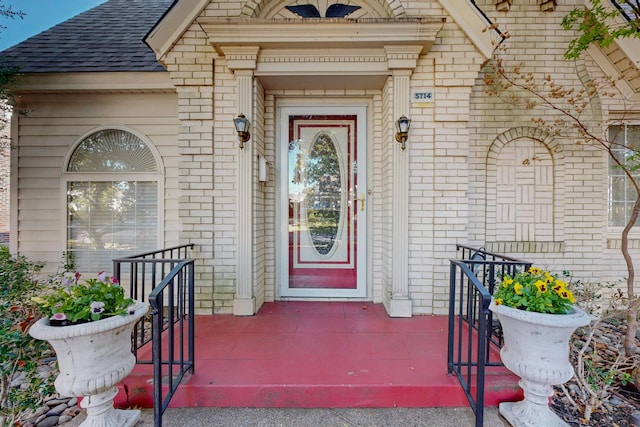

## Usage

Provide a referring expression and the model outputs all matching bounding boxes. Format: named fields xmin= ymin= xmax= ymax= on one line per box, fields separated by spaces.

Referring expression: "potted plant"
xmin=489 ymin=267 xmax=590 ymax=427
xmin=29 ymin=271 xmax=148 ymax=427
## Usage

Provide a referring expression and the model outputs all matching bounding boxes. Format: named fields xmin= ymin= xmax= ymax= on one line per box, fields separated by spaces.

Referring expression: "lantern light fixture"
xmin=234 ymin=113 xmax=251 ymax=149
xmin=395 ymin=115 xmax=411 ymax=150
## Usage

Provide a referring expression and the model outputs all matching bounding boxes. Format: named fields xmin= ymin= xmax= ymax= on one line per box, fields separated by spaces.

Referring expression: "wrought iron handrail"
xmin=113 ymin=244 xmax=194 ymax=352
xmin=148 ymin=260 xmax=195 ymax=427
xmin=448 ymin=245 xmax=531 ymax=427
xmin=112 ymin=244 xmax=195 ymax=427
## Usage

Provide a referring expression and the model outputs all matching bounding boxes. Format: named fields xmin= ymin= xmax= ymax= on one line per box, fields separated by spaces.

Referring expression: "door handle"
xmin=358 ymin=193 xmax=365 ymax=211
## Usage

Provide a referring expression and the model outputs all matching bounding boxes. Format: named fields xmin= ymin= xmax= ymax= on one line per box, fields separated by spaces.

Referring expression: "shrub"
xmin=0 ymin=247 xmax=55 ymax=426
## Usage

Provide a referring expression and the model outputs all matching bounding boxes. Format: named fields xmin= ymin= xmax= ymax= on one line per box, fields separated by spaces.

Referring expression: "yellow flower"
xmin=514 ymin=282 xmax=523 ymax=295
xmin=559 ymin=289 xmax=575 ymax=303
xmin=554 ymin=279 xmax=568 ymax=289
xmin=535 ymin=280 xmax=548 ymax=293
xmin=493 ymin=266 xmax=576 ymax=314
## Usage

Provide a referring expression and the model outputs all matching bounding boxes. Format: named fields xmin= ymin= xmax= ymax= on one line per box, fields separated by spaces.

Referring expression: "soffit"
xmin=585 ymin=0 xmax=640 ymax=99
xmin=11 ymin=72 xmax=176 ymax=94
xmin=145 ymin=0 xmax=210 ymax=61
xmin=588 ymin=42 xmax=640 ymax=101
xmin=602 ymin=42 xmax=640 ymax=93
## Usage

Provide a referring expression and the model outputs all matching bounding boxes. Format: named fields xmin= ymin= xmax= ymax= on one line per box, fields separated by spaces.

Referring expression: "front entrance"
xmin=278 ymin=106 xmax=367 ymax=298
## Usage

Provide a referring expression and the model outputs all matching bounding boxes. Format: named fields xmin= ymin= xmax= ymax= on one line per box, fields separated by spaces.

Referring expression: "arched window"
xmin=65 ymin=129 xmax=161 ymax=272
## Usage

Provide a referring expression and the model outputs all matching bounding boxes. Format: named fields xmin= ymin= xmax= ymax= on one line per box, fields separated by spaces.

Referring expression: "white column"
xmin=222 ymin=46 xmax=260 ymax=316
xmin=385 ymin=46 xmax=422 ymax=317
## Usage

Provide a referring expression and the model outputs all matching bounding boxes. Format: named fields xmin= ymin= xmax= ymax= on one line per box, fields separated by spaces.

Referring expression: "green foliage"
xmin=584 ymin=357 xmax=633 ymax=390
xmin=0 ymin=247 xmax=55 ymax=426
xmin=58 ymin=251 xmax=76 ymax=278
xmin=562 ymin=0 xmax=640 ymax=60
xmin=493 ymin=266 xmax=577 ymax=314
xmin=32 ymin=272 xmax=134 ymax=325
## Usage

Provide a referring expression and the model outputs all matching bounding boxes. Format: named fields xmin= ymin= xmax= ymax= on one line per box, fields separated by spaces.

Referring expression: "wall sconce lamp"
xmin=234 ymin=113 xmax=251 ymax=149
xmin=395 ymin=115 xmax=411 ymax=150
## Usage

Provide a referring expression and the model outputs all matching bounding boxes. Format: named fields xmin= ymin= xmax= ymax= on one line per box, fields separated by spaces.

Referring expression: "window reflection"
xmin=289 ymin=132 xmax=342 ymax=255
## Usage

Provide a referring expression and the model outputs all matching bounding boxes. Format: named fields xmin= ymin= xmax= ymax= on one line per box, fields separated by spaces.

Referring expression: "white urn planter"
xmin=29 ymin=300 xmax=148 ymax=427
xmin=489 ymin=300 xmax=590 ymax=427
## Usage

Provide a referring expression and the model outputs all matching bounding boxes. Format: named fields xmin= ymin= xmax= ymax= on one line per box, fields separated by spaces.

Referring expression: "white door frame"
xmin=277 ymin=104 xmax=368 ymax=299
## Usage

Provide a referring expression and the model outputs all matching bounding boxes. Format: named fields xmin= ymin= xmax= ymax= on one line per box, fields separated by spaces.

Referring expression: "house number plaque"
xmin=411 ymin=89 xmax=434 ymax=103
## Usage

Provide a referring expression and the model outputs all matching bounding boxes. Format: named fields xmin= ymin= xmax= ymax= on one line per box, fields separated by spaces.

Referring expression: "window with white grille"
xmin=608 ymin=124 xmax=640 ymax=227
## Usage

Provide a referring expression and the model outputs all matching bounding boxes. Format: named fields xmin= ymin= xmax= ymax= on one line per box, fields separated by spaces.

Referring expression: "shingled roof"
xmin=0 ymin=0 xmax=174 ymax=73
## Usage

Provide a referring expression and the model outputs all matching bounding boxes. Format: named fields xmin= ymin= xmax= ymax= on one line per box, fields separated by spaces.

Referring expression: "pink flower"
xmin=61 ymin=273 xmax=75 ymax=287
xmin=50 ymin=313 xmax=67 ymax=321
xmin=97 ymin=271 xmax=108 ymax=283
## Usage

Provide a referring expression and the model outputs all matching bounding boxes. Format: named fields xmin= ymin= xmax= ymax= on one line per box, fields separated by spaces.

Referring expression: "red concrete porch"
xmin=118 ymin=301 xmax=520 ymax=409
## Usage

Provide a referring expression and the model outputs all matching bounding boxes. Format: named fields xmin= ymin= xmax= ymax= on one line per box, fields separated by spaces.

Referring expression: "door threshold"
xmin=276 ymin=297 xmax=372 ymax=302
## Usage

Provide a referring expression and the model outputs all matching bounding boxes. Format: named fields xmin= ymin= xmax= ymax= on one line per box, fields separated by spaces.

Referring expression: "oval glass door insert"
xmin=305 ymin=133 xmax=342 ymax=255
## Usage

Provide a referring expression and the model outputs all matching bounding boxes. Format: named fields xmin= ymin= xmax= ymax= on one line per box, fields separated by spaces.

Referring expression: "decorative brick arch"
xmin=487 ymin=126 xmax=562 ymax=163
xmin=243 ymin=0 xmax=403 ymax=19
xmin=485 ymin=126 xmax=565 ymax=253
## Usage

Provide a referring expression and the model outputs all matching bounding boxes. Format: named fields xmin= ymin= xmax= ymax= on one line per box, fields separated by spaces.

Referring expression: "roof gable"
xmin=0 ymin=0 xmax=173 ymax=73
xmin=145 ymin=0 xmax=209 ymax=62
xmin=148 ymin=0 xmax=499 ymax=61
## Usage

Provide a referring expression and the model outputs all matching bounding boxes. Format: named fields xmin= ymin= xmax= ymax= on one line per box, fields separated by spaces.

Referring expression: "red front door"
xmin=279 ymin=106 xmax=367 ymax=298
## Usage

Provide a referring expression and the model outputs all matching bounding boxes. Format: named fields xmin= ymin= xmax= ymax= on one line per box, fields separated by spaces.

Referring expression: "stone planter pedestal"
xmin=30 ymin=301 xmax=148 ymax=427
xmin=489 ymin=300 xmax=590 ymax=427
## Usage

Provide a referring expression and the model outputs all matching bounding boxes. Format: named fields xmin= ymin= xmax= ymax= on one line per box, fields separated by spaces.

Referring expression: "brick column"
xmin=164 ymin=35 xmax=216 ymax=314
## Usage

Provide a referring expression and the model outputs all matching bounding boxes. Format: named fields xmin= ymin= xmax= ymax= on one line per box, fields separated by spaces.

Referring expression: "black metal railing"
xmin=147 ymin=260 xmax=195 ymax=427
xmin=113 ymin=244 xmax=194 ymax=353
xmin=113 ymin=244 xmax=195 ymax=427
xmin=447 ymin=245 xmax=531 ymax=427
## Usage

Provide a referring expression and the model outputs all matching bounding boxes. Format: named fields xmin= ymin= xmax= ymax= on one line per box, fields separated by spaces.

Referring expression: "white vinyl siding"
xmin=12 ymin=89 xmax=178 ymax=277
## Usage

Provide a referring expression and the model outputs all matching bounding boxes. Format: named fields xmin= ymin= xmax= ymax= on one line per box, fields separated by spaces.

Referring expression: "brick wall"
xmin=469 ymin=0 xmax=636 ymax=294
xmin=159 ymin=0 xmax=640 ymax=315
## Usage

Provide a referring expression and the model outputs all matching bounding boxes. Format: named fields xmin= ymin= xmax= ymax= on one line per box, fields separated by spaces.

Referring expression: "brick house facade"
xmin=2 ymin=0 xmax=639 ymax=316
